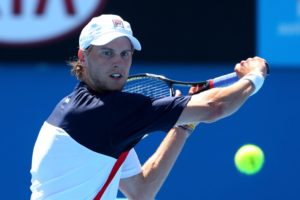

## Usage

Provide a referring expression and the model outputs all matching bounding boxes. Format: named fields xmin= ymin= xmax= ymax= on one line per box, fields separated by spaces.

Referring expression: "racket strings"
xmin=123 ymin=77 xmax=171 ymax=98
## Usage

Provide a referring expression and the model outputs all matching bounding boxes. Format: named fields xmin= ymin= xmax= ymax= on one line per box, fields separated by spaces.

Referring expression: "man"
xmin=30 ymin=14 xmax=268 ymax=200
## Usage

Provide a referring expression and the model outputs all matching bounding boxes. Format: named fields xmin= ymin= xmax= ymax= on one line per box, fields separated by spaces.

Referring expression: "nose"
xmin=112 ymin=53 xmax=125 ymax=65
xmin=112 ymin=54 xmax=131 ymax=68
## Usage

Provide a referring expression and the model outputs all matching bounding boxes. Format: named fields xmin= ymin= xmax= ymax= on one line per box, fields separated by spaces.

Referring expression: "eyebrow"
xmin=99 ymin=47 xmax=133 ymax=52
xmin=99 ymin=47 xmax=113 ymax=51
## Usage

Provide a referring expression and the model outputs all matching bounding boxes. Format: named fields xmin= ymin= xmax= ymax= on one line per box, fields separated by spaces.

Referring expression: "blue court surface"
xmin=1 ymin=63 xmax=299 ymax=200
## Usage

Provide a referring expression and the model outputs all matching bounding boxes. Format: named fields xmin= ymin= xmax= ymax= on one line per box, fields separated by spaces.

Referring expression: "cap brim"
xmin=90 ymin=32 xmax=141 ymax=51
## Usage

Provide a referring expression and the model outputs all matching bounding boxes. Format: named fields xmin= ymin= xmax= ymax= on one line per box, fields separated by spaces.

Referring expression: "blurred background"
xmin=1 ymin=0 xmax=299 ymax=199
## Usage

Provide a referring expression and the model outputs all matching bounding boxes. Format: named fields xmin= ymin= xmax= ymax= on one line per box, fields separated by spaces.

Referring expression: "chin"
xmin=111 ymin=85 xmax=124 ymax=92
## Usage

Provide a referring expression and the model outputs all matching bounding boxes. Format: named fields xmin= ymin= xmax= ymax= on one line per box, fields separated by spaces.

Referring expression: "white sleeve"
xmin=120 ymin=148 xmax=142 ymax=179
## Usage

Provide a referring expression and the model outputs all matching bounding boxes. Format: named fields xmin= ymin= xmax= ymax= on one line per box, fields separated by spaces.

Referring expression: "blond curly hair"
xmin=69 ymin=59 xmax=84 ymax=81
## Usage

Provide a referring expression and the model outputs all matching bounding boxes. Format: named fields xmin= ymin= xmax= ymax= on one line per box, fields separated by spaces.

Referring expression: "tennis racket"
xmin=123 ymin=66 xmax=270 ymax=98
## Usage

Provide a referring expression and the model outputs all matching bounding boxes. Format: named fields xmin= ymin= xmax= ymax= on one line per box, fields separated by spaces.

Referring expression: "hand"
xmin=188 ymin=85 xmax=202 ymax=95
xmin=235 ymin=56 xmax=268 ymax=78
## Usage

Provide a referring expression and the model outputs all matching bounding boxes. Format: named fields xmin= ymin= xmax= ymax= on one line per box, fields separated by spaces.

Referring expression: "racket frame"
xmin=126 ymin=73 xmax=210 ymax=96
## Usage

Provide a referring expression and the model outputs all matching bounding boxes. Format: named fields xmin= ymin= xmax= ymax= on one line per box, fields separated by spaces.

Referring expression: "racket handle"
xmin=212 ymin=62 xmax=270 ymax=88
xmin=211 ymin=72 xmax=239 ymax=88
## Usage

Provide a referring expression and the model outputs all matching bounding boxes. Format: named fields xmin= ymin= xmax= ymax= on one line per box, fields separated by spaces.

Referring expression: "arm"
xmin=119 ymin=126 xmax=191 ymax=200
xmin=178 ymin=78 xmax=253 ymax=124
xmin=176 ymin=56 xmax=268 ymax=125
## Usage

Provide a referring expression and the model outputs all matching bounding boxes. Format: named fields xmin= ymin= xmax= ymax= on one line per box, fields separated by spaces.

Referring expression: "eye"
xmin=101 ymin=49 xmax=114 ymax=57
xmin=120 ymin=50 xmax=133 ymax=59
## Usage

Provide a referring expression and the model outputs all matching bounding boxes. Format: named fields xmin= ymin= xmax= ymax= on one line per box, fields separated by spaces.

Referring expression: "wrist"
xmin=241 ymin=72 xmax=265 ymax=95
xmin=175 ymin=124 xmax=196 ymax=137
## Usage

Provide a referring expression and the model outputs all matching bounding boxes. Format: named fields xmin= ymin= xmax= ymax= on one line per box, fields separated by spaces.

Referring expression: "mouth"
xmin=110 ymin=73 xmax=123 ymax=79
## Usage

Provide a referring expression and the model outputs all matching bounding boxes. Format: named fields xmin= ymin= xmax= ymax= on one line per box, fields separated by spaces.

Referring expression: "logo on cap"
xmin=0 ymin=0 xmax=106 ymax=46
xmin=112 ymin=19 xmax=124 ymax=28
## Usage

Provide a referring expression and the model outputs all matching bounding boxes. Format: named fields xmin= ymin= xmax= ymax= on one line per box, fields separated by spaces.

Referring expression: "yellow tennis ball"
xmin=234 ymin=144 xmax=265 ymax=175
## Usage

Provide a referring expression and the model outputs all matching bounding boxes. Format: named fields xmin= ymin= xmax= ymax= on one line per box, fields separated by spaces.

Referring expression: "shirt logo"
xmin=0 ymin=0 xmax=106 ymax=46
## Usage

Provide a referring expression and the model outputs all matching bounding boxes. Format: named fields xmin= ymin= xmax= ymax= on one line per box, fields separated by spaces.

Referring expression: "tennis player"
xmin=30 ymin=14 xmax=268 ymax=200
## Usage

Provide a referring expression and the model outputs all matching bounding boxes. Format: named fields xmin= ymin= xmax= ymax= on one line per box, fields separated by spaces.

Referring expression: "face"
xmin=82 ymin=37 xmax=134 ymax=92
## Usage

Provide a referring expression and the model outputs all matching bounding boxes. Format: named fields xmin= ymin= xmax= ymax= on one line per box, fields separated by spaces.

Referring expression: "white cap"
xmin=79 ymin=14 xmax=141 ymax=51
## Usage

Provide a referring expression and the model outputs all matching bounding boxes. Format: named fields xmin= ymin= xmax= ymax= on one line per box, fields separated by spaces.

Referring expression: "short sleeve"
xmin=120 ymin=148 xmax=142 ymax=179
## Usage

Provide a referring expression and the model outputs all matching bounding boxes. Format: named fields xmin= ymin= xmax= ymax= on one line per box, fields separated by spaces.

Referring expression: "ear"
xmin=77 ymin=49 xmax=85 ymax=62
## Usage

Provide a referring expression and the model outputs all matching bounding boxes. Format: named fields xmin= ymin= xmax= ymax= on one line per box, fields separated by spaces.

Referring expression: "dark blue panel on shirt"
xmin=47 ymin=82 xmax=191 ymax=158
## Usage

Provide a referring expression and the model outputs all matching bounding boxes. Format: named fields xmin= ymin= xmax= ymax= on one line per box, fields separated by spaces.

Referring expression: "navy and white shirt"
xmin=30 ymin=82 xmax=191 ymax=200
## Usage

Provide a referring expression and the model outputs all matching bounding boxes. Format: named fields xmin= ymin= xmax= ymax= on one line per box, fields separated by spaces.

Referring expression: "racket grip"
xmin=212 ymin=72 xmax=239 ymax=88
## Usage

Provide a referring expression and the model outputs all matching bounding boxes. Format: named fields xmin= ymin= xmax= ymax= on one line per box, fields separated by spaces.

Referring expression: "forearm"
xmin=178 ymin=78 xmax=254 ymax=124
xmin=139 ymin=127 xmax=190 ymax=199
